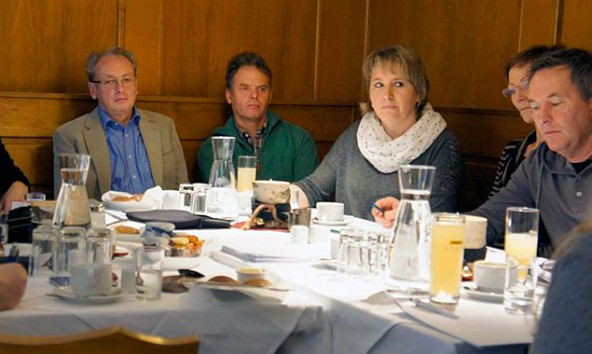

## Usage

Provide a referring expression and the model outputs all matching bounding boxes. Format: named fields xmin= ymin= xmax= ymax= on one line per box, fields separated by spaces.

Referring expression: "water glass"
xmin=54 ymin=226 xmax=86 ymax=276
xmin=179 ymin=183 xmax=195 ymax=211
xmin=368 ymin=231 xmax=391 ymax=275
xmin=504 ymin=207 xmax=539 ymax=314
xmin=0 ymin=213 xmax=8 ymax=250
xmin=26 ymin=192 xmax=46 ymax=202
xmin=85 ymin=228 xmax=112 ymax=264
xmin=190 ymin=184 xmax=208 ymax=214
xmin=429 ymin=213 xmax=465 ymax=304
xmin=237 ymin=156 xmax=257 ymax=192
xmin=29 ymin=225 xmax=57 ymax=276
xmin=136 ymin=246 xmax=164 ymax=301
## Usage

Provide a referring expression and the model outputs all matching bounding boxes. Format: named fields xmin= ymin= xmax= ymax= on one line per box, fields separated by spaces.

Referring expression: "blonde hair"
xmin=360 ymin=45 xmax=429 ymax=117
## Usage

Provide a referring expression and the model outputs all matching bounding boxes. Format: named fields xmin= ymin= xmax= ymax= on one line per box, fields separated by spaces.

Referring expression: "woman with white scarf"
xmin=293 ymin=45 xmax=462 ymax=221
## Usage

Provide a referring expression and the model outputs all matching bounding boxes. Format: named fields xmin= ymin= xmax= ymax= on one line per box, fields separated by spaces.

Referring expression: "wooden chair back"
xmin=0 ymin=326 xmax=199 ymax=354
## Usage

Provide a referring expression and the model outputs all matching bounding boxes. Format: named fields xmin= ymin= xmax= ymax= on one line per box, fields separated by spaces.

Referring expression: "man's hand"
xmin=372 ymin=197 xmax=400 ymax=228
xmin=0 ymin=181 xmax=28 ymax=212
xmin=0 ymin=263 xmax=27 ymax=311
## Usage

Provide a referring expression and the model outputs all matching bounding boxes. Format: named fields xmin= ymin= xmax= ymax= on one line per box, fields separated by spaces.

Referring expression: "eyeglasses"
xmin=90 ymin=76 xmax=136 ymax=89
xmin=502 ymin=78 xmax=529 ymax=98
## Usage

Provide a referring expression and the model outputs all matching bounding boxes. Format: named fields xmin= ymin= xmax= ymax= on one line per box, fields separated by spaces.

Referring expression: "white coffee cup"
xmin=316 ymin=202 xmax=344 ymax=222
xmin=291 ymin=225 xmax=309 ymax=244
xmin=70 ymin=263 xmax=112 ymax=296
xmin=473 ymin=260 xmax=507 ymax=293
xmin=162 ymin=190 xmax=181 ymax=209
xmin=463 ymin=215 xmax=487 ymax=249
xmin=308 ymin=224 xmax=331 ymax=244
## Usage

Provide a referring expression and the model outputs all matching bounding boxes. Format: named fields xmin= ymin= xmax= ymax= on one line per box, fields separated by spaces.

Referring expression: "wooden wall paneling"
xmin=316 ymin=0 xmax=367 ymax=101
xmin=124 ymin=0 xmax=164 ymax=95
xmin=3 ymin=138 xmax=53 ymax=189
xmin=558 ymin=0 xmax=592 ymax=49
xmin=367 ymin=0 xmax=522 ymax=111
xmin=158 ymin=0 xmax=318 ymax=99
xmin=0 ymin=94 xmax=96 ymax=137
xmin=442 ymin=108 xmax=533 ymax=158
xmin=0 ymin=0 xmax=119 ymax=93
xmin=519 ymin=0 xmax=559 ymax=48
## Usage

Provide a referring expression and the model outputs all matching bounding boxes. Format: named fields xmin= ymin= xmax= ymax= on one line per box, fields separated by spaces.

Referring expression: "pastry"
xmin=244 ymin=278 xmax=273 ymax=288
xmin=208 ymin=275 xmax=240 ymax=285
xmin=114 ymin=225 xmax=141 ymax=234
xmin=112 ymin=194 xmax=143 ymax=202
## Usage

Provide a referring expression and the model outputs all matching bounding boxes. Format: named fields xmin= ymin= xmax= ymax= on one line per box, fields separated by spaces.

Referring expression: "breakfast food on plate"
xmin=208 ymin=275 xmax=240 ymax=286
xmin=114 ymin=225 xmax=141 ymax=235
xmin=244 ymin=278 xmax=273 ymax=288
xmin=170 ymin=234 xmax=205 ymax=257
xmin=112 ymin=194 xmax=143 ymax=202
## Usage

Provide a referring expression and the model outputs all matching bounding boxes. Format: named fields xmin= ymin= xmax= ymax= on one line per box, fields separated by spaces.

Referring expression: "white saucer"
xmin=50 ymin=286 xmax=123 ymax=305
xmin=312 ymin=216 xmax=352 ymax=226
xmin=463 ymin=283 xmax=503 ymax=303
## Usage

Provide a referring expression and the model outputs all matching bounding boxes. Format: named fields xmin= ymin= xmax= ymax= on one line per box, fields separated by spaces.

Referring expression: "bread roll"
xmin=244 ymin=278 xmax=273 ymax=288
xmin=208 ymin=275 xmax=240 ymax=286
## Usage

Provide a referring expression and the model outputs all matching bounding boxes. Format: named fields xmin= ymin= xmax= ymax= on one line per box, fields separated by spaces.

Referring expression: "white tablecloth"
xmin=1 ymin=218 xmax=534 ymax=354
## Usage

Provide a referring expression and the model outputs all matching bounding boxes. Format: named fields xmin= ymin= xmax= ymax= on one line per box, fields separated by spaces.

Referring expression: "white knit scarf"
xmin=356 ymin=103 xmax=447 ymax=173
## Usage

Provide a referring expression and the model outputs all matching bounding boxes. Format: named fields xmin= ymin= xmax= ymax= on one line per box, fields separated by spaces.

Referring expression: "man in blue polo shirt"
xmin=53 ymin=47 xmax=188 ymax=200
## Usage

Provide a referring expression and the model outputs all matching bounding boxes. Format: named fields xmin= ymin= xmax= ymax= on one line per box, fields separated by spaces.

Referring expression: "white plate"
xmin=312 ymin=216 xmax=352 ymax=226
xmin=101 ymin=191 xmax=158 ymax=212
xmin=192 ymin=281 xmax=289 ymax=302
xmin=463 ymin=283 xmax=503 ymax=303
xmin=50 ymin=286 xmax=123 ymax=305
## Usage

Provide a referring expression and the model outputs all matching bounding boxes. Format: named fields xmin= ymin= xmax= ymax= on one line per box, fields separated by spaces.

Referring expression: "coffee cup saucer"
xmin=312 ymin=216 xmax=352 ymax=226
xmin=462 ymin=282 xmax=503 ymax=303
xmin=50 ymin=286 xmax=123 ymax=305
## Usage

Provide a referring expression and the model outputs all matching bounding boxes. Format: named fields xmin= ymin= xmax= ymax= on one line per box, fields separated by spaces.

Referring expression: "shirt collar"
xmin=232 ymin=117 xmax=267 ymax=145
xmin=99 ymin=106 xmax=141 ymax=130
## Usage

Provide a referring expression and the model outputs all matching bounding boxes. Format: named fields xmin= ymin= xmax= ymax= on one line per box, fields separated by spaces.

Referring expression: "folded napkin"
xmin=126 ymin=210 xmax=230 ymax=229
xmin=221 ymin=243 xmax=328 ymax=263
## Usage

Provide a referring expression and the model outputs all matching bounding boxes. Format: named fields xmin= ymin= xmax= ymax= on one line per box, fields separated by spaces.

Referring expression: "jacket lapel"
xmin=139 ymin=111 xmax=163 ymax=186
xmin=83 ymin=109 xmax=111 ymax=195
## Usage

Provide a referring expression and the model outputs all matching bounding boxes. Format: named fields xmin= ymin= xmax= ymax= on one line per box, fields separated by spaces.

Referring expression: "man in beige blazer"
xmin=53 ymin=47 xmax=188 ymax=200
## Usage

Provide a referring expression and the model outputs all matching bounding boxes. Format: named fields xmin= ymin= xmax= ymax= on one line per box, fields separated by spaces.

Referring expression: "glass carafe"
xmin=207 ymin=136 xmax=238 ymax=218
xmin=386 ymin=165 xmax=436 ymax=297
xmin=53 ymin=154 xmax=92 ymax=229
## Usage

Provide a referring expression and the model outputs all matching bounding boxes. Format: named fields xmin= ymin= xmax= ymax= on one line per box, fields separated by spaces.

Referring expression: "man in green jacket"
xmin=195 ymin=52 xmax=318 ymax=183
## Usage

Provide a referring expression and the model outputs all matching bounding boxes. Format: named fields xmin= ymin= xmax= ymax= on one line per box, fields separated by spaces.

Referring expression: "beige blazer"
xmin=53 ymin=107 xmax=188 ymax=200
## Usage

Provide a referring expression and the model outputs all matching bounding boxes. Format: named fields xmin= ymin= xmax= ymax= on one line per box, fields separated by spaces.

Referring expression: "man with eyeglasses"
xmin=374 ymin=47 xmax=592 ymax=254
xmin=53 ymin=47 xmax=188 ymax=200
xmin=489 ymin=45 xmax=564 ymax=198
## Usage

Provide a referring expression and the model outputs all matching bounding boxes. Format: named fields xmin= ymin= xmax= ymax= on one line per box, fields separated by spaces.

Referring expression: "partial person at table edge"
xmin=53 ymin=47 xmax=188 ymax=200
xmin=531 ymin=220 xmax=592 ymax=354
xmin=0 ymin=263 xmax=27 ymax=311
xmin=294 ymin=45 xmax=462 ymax=221
xmin=374 ymin=47 xmax=592 ymax=255
xmin=0 ymin=138 xmax=29 ymax=212
xmin=194 ymin=52 xmax=318 ymax=183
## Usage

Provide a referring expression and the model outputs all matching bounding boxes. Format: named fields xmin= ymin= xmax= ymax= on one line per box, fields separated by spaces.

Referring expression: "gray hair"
xmin=86 ymin=47 xmax=138 ymax=81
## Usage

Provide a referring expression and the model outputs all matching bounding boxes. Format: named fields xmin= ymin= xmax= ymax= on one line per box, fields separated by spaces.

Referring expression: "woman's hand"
xmin=0 ymin=181 xmax=28 ymax=212
xmin=372 ymin=196 xmax=400 ymax=228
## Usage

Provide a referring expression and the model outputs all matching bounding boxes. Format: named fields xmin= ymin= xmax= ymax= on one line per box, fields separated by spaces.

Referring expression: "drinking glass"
xmin=429 ymin=213 xmax=465 ymax=304
xmin=190 ymin=184 xmax=208 ymax=214
xmin=179 ymin=183 xmax=195 ymax=211
xmin=136 ymin=246 xmax=164 ymax=301
xmin=237 ymin=156 xmax=257 ymax=192
xmin=504 ymin=207 xmax=539 ymax=314
xmin=29 ymin=225 xmax=57 ymax=276
xmin=0 ymin=213 xmax=8 ymax=249
xmin=26 ymin=192 xmax=46 ymax=202
xmin=54 ymin=226 xmax=86 ymax=276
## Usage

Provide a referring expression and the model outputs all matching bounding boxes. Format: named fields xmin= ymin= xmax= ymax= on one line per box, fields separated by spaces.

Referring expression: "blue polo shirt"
xmin=99 ymin=106 xmax=155 ymax=194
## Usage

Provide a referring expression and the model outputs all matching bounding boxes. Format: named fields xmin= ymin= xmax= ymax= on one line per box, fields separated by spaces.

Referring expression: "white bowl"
xmin=252 ymin=180 xmax=290 ymax=204
xmin=236 ymin=267 xmax=267 ymax=284
xmin=101 ymin=191 xmax=158 ymax=212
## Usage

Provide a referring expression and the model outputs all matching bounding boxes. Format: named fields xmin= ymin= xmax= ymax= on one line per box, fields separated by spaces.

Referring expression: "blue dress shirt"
xmin=99 ymin=107 xmax=155 ymax=194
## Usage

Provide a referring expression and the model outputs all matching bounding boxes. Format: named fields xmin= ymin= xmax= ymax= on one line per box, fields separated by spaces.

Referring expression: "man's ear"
xmin=225 ymin=89 xmax=232 ymax=104
xmin=88 ymin=82 xmax=98 ymax=100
